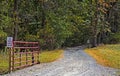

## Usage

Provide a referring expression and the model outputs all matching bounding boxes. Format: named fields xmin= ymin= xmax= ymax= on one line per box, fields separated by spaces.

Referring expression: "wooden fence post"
xmin=9 ymin=48 xmax=11 ymax=73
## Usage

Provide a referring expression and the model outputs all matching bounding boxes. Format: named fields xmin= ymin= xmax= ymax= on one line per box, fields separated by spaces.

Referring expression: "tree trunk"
xmin=41 ymin=0 xmax=46 ymax=28
xmin=13 ymin=0 xmax=18 ymax=41
xmin=91 ymin=0 xmax=98 ymax=47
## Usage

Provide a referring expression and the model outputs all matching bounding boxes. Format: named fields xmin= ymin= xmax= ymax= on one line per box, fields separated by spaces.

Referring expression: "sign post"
xmin=87 ymin=39 xmax=90 ymax=48
xmin=7 ymin=37 xmax=13 ymax=73
xmin=7 ymin=37 xmax=13 ymax=48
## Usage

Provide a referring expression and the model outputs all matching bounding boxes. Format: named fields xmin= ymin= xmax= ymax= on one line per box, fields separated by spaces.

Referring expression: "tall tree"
xmin=13 ymin=0 xmax=19 ymax=40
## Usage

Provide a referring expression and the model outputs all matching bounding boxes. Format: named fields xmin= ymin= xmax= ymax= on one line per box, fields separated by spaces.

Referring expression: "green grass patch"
xmin=40 ymin=49 xmax=64 ymax=63
xmin=0 ymin=49 xmax=64 ymax=74
xmin=85 ymin=44 xmax=120 ymax=69
xmin=0 ymin=53 xmax=9 ymax=74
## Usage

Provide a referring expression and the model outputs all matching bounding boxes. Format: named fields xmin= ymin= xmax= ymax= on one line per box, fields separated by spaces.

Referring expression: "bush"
xmin=109 ymin=32 xmax=120 ymax=44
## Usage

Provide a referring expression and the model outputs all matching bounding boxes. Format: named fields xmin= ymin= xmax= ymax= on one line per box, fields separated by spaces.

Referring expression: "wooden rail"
xmin=9 ymin=41 xmax=40 ymax=72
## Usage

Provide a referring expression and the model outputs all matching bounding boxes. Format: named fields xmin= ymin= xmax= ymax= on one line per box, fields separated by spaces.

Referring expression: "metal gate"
xmin=9 ymin=41 xmax=40 ymax=72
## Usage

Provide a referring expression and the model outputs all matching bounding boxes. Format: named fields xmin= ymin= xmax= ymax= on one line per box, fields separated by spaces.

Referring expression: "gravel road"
xmin=4 ymin=47 xmax=119 ymax=76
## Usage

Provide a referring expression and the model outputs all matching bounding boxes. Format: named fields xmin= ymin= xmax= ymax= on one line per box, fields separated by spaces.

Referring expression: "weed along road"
xmin=4 ymin=47 xmax=118 ymax=76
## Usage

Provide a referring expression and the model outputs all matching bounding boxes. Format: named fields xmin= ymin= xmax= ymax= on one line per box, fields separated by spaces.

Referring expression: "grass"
xmin=40 ymin=49 xmax=64 ymax=63
xmin=0 ymin=53 xmax=9 ymax=74
xmin=0 ymin=49 xmax=63 ymax=74
xmin=85 ymin=44 xmax=120 ymax=69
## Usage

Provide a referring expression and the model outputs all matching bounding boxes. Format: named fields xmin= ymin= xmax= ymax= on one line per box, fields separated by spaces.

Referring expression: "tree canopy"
xmin=0 ymin=0 xmax=120 ymax=49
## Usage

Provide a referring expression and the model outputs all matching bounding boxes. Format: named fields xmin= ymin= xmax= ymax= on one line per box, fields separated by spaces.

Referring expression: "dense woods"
xmin=0 ymin=0 xmax=120 ymax=50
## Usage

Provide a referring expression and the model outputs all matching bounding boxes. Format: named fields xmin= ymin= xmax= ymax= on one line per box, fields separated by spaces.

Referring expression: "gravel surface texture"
xmin=3 ymin=47 xmax=119 ymax=76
